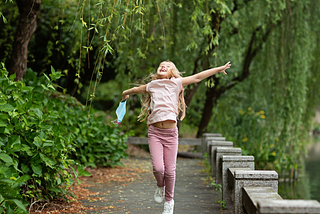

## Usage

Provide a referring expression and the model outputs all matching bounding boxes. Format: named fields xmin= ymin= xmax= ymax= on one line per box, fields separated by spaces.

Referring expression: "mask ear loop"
xmin=111 ymin=120 xmax=120 ymax=125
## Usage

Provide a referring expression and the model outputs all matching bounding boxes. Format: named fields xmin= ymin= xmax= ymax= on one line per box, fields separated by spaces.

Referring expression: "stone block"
xmin=228 ymin=169 xmax=278 ymax=214
xmin=257 ymin=199 xmax=320 ymax=214
xmin=215 ymin=147 xmax=242 ymax=184
xmin=203 ymin=137 xmax=226 ymax=154
xmin=203 ymin=133 xmax=223 ymax=137
xmin=222 ymin=156 xmax=255 ymax=209
xmin=242 ymin=187 xmax=282 ymax=214
xmin=208 ymin=140 xmax=232 ymax=161
xmin=209 ymin=141 xmax=233 ymax=175
xmin=202 ymin=133 xmax=223 ymax=154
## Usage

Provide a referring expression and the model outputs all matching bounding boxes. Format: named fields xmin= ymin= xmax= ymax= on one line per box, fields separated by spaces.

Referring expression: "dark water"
xmin=278 ymin=137 xmax=320 ymax=201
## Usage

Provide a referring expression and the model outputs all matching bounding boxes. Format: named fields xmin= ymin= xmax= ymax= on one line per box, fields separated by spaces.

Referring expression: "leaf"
xmin=43 ymin=142 xmax=54 ymax=147
xmin=13 ymin=159 xmax=22 ymax=173
xmin=9 ymin=135 xmax=20 ymax=147
xmin=49 ymin=66 xmax=63 ymax=81
xmin=15 ymin=174 xmax=31 ymax=184
xmin=1 ymin=12 xmax=7 ymax=24
xmin=33 ymin=136 xmax=42 ymax=147
xmin=21 ymin=164 xmax=29 ymax=173
xmin=7 ymin=199 xmax=28 ymax=213
xmin=43 ymin=73 xmax=51 ymax=82
xmin=9 ymin=73 xmax=16 ymax=81
xmin=6 ymin=206 xmax=13 ymax=214
xmin=0 ymin=166 xmax=8 ymax=174
xmin=0 ymin=113 xmax=8 ymax=120
xmin=0 ymin=178 xmax=14 ymax=184
xmin=0 ymin=121 xmax=6 ymax=127
xmin=21 ymin=86 xmax=34 ymax=92
xmin=12 ymin=174 xmax=31 ymax=189
xmin=31 ymin=163 xmax=42 ymax=175
xmin=40 ymin=153 xmax=55 ymax=168
xmin=49 ymin=187 xmax=60 ymax=193
xmin=0 ymin=104 xmax=14 ymax=112
xmin=78 ymin=165 xmax=91 ymax=177
xmin=30 ymin=108 xmax=43 ymax=120
xmin=41 ymin=84 xmax=49 ymax=90
xmin=0 ymin=153 xmax=13 ymax=164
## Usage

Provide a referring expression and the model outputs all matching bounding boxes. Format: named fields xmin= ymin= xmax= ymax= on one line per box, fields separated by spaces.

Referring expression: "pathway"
xmin=80 ymin=157 xmax=231 ymax=214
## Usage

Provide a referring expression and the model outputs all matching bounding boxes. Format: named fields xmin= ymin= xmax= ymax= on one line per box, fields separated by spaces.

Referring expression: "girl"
xmin=122 ymin=61 xmax=231 ymax=214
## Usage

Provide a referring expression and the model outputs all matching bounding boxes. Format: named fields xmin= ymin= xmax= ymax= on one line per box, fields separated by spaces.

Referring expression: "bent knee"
xmin=164 ymin=169 xmax=176 ymax=177
xmin=153 ymin=166 xmax=164 ymax=174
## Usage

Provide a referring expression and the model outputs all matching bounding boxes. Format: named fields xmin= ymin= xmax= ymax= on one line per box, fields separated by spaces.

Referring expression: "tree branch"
xmin=226 ymin=23 xmax=274 ymax=91
xmin=196 ymin=21 xmax=276 ymax=137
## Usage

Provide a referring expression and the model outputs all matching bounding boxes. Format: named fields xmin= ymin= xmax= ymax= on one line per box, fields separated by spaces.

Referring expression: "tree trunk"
xmin=196 ymin=86 xmax=219 ymax=138
xmin=9 ymin=0 xmax=41 ymax=81
xmin=195 ymin=24 xmax=273 ymax=138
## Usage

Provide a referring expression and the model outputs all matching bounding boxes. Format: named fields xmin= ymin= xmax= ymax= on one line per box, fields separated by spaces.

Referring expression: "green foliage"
xmin=206 ymin=0 xmax=320 ymax=175
xmin=1 ymin=0 xmax=320 ymax=175
xmin=85 ymin=0 xmax=320 ymax=174
xmin=0 ymin=63 xmax=129 ymax=212
xmin=0 ymin=63 xmax=79 ymax=212
xmin=70 ymin=111 xmax=130 ymax=168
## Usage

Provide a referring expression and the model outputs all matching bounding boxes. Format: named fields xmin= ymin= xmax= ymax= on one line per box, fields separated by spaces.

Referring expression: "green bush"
xmin=0 ymin=64 xmax=130 ymax=213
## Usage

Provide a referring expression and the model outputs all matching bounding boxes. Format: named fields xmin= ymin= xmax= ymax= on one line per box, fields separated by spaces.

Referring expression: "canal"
xmin=279 ymin=137 xmax=320 ymax=201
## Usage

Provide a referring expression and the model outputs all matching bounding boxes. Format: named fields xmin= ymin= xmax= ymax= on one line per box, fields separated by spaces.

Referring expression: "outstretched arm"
xmin=122 ymin=84 xmax=147 ymax=100
xmin=182 ymin=61 xmax=231 ymax=87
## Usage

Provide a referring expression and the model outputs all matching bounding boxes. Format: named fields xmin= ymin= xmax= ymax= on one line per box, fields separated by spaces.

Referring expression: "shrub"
xmin=0 ymin=64 xmax=130 ymax=213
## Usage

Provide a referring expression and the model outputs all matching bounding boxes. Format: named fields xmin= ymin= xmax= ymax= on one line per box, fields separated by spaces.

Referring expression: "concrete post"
xmin=203 ymin=137 xmax=226 ymax=155
xmin=228 ymin=169 xmax=278 ymax=214
xmin=207 ymin=140 xmax=231 ymax=161
xmin=209 ymin=141 xmax=233 ymax=176
xmin=202 ymin=133 xmax=223 ymax=154
xmin=215 ymin=147 xmax=242 ymax=184
xmin=222 ymin=156 xmax=255 ymax=209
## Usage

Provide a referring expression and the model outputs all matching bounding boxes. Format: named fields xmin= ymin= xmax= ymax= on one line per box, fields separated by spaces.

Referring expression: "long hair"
xmin=138 ymin=61 xmax=186 ymax=122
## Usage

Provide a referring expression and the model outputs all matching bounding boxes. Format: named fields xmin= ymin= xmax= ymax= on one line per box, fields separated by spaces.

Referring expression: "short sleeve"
xmin=175 ymin=77 xmax=184 ymax=92
xmin=146 ymin=82 xmax=151 ymax=92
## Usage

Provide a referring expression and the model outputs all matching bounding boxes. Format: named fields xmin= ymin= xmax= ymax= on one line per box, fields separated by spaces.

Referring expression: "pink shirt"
xmin=146 ymin=77 xmax=183 ymax=126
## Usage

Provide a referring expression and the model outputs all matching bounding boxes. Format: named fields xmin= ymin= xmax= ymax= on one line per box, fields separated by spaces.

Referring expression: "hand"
xmin=220 ymin=61 xmax=231 ymax=75
xmin=122 ymin=93 xmax=129 ymax=101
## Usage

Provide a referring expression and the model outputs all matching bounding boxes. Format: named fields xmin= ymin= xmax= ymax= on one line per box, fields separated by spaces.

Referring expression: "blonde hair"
xmin=138 ymin=61 xmax=186 ymax=122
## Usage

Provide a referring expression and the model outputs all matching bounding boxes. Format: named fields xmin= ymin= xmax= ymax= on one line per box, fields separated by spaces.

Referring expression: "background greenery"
xmin=0 ymin=0 xmax=320 ymax=212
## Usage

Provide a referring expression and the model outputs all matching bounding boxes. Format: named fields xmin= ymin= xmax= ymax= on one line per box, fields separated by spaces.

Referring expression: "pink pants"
xmin=148 ymin=125 xmax=178 ymax=202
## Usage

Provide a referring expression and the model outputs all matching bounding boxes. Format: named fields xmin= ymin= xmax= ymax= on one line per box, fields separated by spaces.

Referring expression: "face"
xmin=156 ymin=61 xmax=174 ymax=79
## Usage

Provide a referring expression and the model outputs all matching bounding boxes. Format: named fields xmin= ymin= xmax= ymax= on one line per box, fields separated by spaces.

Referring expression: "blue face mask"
xmin=115 ymin=100 xmax=127 ymax=123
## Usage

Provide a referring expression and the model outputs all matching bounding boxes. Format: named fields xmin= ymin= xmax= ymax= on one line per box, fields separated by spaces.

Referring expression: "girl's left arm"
xmin=122 ymin=84 xmax=147 ymax=100
xmin=182 ymin=61 xmax=231 ymax=87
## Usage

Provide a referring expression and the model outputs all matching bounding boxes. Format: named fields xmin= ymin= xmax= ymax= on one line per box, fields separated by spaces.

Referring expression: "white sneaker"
xmin=154 ymin=186 xmax=165 ymax=203
xmin=162 ymin=199 xmax=174 ymax=214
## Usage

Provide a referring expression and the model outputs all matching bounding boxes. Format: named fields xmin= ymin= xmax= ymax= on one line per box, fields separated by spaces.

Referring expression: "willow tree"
xmin=105 ymin=1 xmax=318 ymax=134
xmin=75 ymin=0 xmax=319 ymax=137
xmin=86 ymin=0 xmax=319 ymax=171
xmin=210 ymin=0 xmax=320 ymax=172
xmin=2 ymin=0 xmax=318 ymax=171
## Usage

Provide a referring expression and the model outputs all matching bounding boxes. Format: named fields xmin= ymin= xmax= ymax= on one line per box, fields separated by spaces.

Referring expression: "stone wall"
xmin=203 ymin=133 xmax=320 ymax=214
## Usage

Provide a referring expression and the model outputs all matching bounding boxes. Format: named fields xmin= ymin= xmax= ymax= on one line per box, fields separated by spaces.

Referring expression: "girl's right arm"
xmin=122 ymin=84 xmax=147 ymax=100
